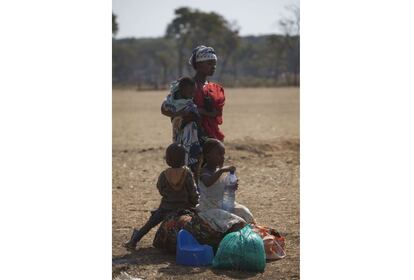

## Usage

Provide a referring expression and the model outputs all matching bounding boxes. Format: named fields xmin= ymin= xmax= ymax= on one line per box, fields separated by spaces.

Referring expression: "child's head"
xmin=178 ymin=77 xmax=196 ymax=99
xmin=165 ymin=143 xmax=186 ymax=168
xmin=203 ymin=138 xmax=225 ymax=167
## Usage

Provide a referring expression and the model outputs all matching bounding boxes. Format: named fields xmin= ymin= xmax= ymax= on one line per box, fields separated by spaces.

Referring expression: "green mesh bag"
xmin=212 ymin=224 xmax=266 ymax=272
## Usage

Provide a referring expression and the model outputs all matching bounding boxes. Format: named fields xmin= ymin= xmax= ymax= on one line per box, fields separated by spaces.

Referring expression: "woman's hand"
xmin=207 ymin=108 xmax=219 ymax=118
xmin=198 ymin=107 xmax=220 ymax=118
xmin=181 ymin=111 xmax=197 ymax=124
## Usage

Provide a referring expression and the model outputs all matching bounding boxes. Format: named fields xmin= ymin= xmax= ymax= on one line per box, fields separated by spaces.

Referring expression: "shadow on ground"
xmin=113 ymin=247 xmax=174 ymax=266
xmin=113 ymin=247 xmax=285 ymax=279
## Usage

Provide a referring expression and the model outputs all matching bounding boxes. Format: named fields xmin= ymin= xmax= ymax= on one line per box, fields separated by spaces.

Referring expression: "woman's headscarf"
xmin=189 ymin=45 xmax=217 ymax=68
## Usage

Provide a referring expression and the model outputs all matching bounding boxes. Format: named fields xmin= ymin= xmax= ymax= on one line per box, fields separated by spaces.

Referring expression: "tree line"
xmin=113 ymin=7 xmax=299 ymax=89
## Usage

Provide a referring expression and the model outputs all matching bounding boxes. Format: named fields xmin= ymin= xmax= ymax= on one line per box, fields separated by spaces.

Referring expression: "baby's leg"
xmin=233 ymin=202 xmax=255 ymax=224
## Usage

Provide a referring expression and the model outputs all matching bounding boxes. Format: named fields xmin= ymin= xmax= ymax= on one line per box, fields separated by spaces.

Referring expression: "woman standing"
xmin=161 ymin=45 xmax=226 ymax=171
xmin=188 ymin=45 xmax=225 ymax=142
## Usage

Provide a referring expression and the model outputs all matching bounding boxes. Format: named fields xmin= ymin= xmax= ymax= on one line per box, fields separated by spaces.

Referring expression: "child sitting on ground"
xmin=162 ymin=77 xmax=205 ymax=171
xmin=123 ymin=143 xmax=199 ymax=250
xmin=196 ymin=138 xmax=255 ymax=230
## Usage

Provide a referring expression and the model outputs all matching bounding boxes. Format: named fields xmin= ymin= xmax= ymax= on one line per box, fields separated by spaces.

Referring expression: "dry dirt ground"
xmin=112 ymin=87 xmax=299 ymax=280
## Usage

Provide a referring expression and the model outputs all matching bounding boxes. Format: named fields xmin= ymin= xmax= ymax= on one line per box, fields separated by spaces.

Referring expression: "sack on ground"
xmin=251 ymin=224 xmax=286 ymax=260
xmin=212 ymin=224 xmax=266 ymax=272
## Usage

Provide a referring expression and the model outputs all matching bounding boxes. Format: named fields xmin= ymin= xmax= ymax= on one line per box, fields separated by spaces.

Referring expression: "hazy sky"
xmin=112 ymin=0 xmax=300 ymax=38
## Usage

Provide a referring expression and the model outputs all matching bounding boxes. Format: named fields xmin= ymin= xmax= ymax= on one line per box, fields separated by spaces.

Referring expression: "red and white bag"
xmin=251 ymin=224 xmax=286 ymax=260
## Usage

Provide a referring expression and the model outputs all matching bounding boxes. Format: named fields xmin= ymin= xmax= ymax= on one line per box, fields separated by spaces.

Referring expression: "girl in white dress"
xmin=196 ymin=139 xmax=255 ymax=233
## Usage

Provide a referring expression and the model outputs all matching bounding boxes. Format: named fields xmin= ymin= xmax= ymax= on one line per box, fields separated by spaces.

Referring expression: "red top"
xmin=194 ymin=82 xmax=225 ymax=141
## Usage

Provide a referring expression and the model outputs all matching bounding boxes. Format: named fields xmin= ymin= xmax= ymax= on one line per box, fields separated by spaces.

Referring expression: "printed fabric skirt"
xmin=152 ymin=209 xmax=287 ymax=260
xmin=153 ymin=209 xmax=224 ymax=253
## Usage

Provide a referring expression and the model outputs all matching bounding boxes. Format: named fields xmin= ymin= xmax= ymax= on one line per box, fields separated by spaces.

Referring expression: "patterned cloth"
xmin=197 ymin=207 xmax=247 ymax=233
xmin=175 ymin=121 xmax=203 ymax=168
xmin=152 ymin=209 xmax=225 ymax=253
xmin=188 ymin=45 xmax=217 ymax=67
xmin=163 ymin=81 xmax=203 ymax=169
xmin=251 ymin=224 xmax=287 ymax=260
xmin=152 ymin=209 xmax=286 ymax=260
xmin=196 ymin=167 xmax=255 ymax=232
xmin=163 ymin=80 xmax=199 ymax=116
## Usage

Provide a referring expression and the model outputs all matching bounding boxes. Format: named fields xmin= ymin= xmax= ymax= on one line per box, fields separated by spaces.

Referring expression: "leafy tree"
xmin=112 ymin=6 xmax=300 ymax=88
xmin=277 ymin=5 xmax=300 ymax=85
xmin=113 ymin=38 xmax=177 ymax=88
xmin=112 ymin=35 xmax=300 ymax=88
xmin=165 ymin=7 xmax=239 ymax=79
xmin=112 ymin=13 xmax=118 ymax=36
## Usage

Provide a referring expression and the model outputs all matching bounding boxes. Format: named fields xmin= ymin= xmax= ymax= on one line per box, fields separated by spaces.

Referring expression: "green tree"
xmin=112 ymin=13 xmax=118 ymax=36
xmin=112 ymin=38 xmax=178 ymax=88
xmin=277 ymin=5 xmax=300 ymax=85
xmin=165 ymin=7 xmax=239 ymax=79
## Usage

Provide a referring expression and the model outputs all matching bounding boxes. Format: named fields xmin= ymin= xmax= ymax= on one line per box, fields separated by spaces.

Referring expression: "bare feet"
xmin=122 ymin=241 xmax=137 ymax=251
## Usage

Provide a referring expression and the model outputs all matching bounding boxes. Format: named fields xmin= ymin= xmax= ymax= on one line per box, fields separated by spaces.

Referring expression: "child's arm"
xmin=200 ymin=166 xmax=236 ymax=187
xmin=156 ymin=172 xmax=167 ymax=196
xmin=161 ymin=101 xmax=179 ymax=118
xmin=185 ymin=172 xmax=199 ymax=207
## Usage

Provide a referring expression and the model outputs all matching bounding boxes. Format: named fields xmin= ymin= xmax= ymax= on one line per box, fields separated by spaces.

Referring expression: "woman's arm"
xmin=200 ymin=166 xmax=235 ymax=187
xmin=197 ymin=107 xmax=220 ymax=118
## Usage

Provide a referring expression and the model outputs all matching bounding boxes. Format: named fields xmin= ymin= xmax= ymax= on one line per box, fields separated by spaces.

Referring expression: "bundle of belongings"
xmin=153 ymin=210 xmax=286 ymax=271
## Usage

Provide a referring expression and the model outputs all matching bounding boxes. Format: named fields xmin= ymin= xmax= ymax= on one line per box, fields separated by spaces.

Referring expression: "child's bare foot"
xmin=123 ymin=229 xmax=141 ymax=251
xmin=123 ymin=241 xmax=137 ymax=251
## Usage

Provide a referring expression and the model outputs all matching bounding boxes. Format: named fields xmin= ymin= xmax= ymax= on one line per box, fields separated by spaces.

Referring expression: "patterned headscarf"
xmin=189 ymin=45 xmax=217 ymax=67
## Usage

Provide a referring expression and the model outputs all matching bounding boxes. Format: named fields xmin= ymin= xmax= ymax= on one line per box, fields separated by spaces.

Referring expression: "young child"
xmin=123 ymin=143 xmax=199 ymax=250
xmin=162 ymin=77 xmax=204 ymax=171
xmin=197 ymin=138 xmax=255 ymax=224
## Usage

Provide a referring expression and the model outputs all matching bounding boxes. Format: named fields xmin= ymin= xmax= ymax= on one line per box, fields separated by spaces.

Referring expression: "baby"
xmin=163 ymin=77 xmax=204 ymax=171
xmin=123 ymin=143 xmax=199 ymax=250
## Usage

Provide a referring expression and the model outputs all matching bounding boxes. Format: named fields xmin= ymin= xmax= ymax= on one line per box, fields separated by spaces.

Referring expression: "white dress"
xmin=196 ymin=169 xmax=255 ymax=233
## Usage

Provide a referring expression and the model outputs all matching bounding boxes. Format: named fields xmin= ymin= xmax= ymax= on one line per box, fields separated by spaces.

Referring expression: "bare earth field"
xmin=112 ymin=87 xmax=299 ymax=279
